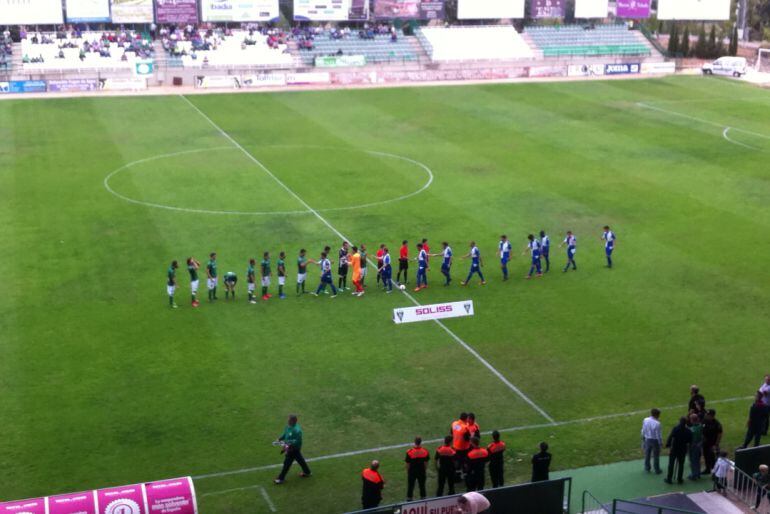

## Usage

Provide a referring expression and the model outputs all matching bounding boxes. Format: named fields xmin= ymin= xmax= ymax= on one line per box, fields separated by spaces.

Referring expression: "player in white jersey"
xmin=312 ymin=252 xmax=338 ymax=297
xmin=431 ymin=242 xmax=453 ymax=286
xmin=461 ymin=241 xmax=486 ymax=286
xmin=559 ymin=231 xmax=577 ymax=272
xmin=523 ymin=234 xmax=542 ymax=279
xmin=499 ymin=235 xmax=512 ymax=281
xmin=414 ymin=243 xmax=429 ymax=291
xmin=601 ymin=225 xmax=616 ymax=268
xmin=539 ymin=230 xmax=551 ymax=273
xmin=378 ymin=247 xmax=393 ymax=293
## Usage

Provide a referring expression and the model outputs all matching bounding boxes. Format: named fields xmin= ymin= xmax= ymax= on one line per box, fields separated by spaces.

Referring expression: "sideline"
xmin=193 ymin=395 xmax=752 ymax=482
xmin=180 ymin=93 xmax=555 ymax=422
xmin=637 ymin=102 xmax=770 ymax=142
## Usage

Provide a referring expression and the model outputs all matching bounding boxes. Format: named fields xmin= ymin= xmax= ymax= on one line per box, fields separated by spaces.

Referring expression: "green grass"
xmin=0 ymin=76 xmax=769 ymax=513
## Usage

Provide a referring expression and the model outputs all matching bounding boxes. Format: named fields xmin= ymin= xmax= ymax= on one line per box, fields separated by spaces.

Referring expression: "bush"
xmin=680 ymin=26 xmax=690 ymax=57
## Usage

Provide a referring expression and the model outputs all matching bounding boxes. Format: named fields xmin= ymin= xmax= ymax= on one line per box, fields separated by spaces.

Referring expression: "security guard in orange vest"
xmin=465 ymin=437 xmax=489 ymax=492
xmin=361 ymin=460 xmax=385 ymax=510
xmin=435 ymin=435 xmax=457 ymax=496
xmin=452 ymin=413 xmax=471 ymax=481
xmin=466 ymin=412 xmax=480 ymax=439
xmin=487 ymin=430 xmax=506 ymax=488
xmin=405 ymin=436 xmax=430 ymax=501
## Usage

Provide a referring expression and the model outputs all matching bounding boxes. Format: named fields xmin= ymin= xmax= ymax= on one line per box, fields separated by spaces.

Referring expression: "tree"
xmin=680 ymin=26 xmax=690 ymax=57
xmin=668 ymin=23 xmax=679 ymax=55
xmin=695 ymin=25 xmax=708 ymax=58
xmin=707 ymin=25 xmax=718 ymax=58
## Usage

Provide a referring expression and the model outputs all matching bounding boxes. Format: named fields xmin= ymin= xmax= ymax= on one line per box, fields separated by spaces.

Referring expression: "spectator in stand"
xmin=688 ymin=385 xmax=706 ymax=413
xmin=687 ymin=413 xmax=703 ymax=481
xmin=754 ymin=464 xmax=770 ymax=511
xmin=741 ymin=391 xmax=770 ymax=448
xmin=701 ymin=409 xmax=723 ymax=475
xmin=455 ymin=491 xmax=491 ymax=514
xmin=361 ymin=460 xmax=385 ymax=510
xmin=641 ymin=408 xmax=663 ymax=474
xmin=531 ymin=442 xmax=552 ymax=482
xmin=709 ymin=451 xmax=729 ymax=494
xmin=665 ymin=416 xmax=692 ymax=485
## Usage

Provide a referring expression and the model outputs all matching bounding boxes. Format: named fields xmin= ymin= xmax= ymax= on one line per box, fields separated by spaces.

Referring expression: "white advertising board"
xmin=66 ymin=0 xmax=111 ymax=21
xmin=294 ymin=0 xmax=367 ymax=20
xmin=393 ymin=300 xmax=475 ymax=324
xmin=0 ymin=0 xmax=64 ymax=24
xmin=457 ymin=0 xmax=525 ymax=19
xmin=574 ymin=0 xmax=608 ymax=18
xmin=657 ymin=0 xmax=730 ymax=20
xmin=201 ymin=0 xmax=279 ymax=21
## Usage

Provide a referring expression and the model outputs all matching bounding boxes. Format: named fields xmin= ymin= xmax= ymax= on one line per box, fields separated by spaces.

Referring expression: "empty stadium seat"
xmin=417 ymin=26 xmax=534 ymax=62
xmin=525 ymin=24 xmax=651 ymax=58
xmin=297 ymin=31 xmax=416 ymax=66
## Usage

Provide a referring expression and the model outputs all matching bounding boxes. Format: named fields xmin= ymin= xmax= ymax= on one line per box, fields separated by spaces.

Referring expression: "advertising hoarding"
xmin=574 ymin=0 xmax=608 ymax=18
xmin=111 ymin=0 xmax=154 ymax=23
xmin=0 ymin=0 xmax=64 ymax=24
xmin=373 ymin=0 xmax=445 ymax=20
xmin=657 ymin=0 xmax=730 ymax=20
xmin=457 ymin=0 xmax=525 ymax=19
xmin=201 ymin=0 xmax=279 ymax=21
xmin=530 ymin=0 xmax=563 ymax=18
xmin=294 ymin=0 xmax=368 ymax=20
xmin=65 ymin=0 xmax=111 ymax=22
xmin=155 ymin=0 xmax=199 ymax=24
xmin=616 ymin=0 xmax=650 ymax=18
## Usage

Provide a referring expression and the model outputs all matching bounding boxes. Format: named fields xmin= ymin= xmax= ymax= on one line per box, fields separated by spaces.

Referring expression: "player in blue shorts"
xmin=311 ymin=252 xmax=338 ymax=297
xmin=431 ymin=242 xmax=453 ymax=286
xmin=499 ymin=235 xmax=512 ymax=281
xmin=559 ymin=231 xmax=577 ymax=272
xmin=601 ymin=225 xmax=616 ymax=268
xmin=414 ymin=243 xmax=429 ymax=292
xmin=540 ymin=230 xmax=551 ymax=273
xmin=523 ymin=234 xmax=542 ymax=279
xmin=378 ymin=247 xmax=393 ymax=293
xmin=461 ymin=241 xmax=486 ymax=286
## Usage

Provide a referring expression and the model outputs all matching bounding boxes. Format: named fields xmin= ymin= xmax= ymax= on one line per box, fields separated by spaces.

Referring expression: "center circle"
xmin=103 ymin=145 xmax=434 ymax=215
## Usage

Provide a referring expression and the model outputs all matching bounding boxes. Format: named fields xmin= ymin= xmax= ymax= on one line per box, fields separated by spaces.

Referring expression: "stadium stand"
xmin=417 ymin=26 xmax=534 ymax=62
xmin=20 ymin=30 xmax=152 ymax=70
xmin=525 ymin=24 xmax=651 ymax=58
xmin=0 ymin=30 xmax=12 ymax=71
xmin=296 ymin=27 xmax=417 ymax=66
xmin=161 ymin=27 xmax=294 ymax=69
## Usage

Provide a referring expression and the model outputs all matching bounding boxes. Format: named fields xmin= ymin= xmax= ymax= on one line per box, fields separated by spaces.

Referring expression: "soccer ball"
xmin=399 ymin=284 xmax=406 ymax=291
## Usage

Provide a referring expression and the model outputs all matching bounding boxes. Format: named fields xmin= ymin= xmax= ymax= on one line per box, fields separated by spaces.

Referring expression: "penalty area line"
xmin=179 ymin=93 xmax=554 ymax=424
xmin=193 ymin=395 xmax=753 ymax=483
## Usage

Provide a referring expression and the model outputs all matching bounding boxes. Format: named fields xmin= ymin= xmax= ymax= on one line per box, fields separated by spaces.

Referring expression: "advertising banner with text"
xmin=156 ymin=0 xmax=199 ymax=24
xmin=374 ymin=0 xmax=444 ymax=20
xmin=657 ymin=0 xmax=729 ymax=20
xmin=294 ymin=0 xmax=368 ymax=20
xmin=201 ymin=0 xmax=279 ymax=21
xmin=458 ymin=0 xmax=525 ymax=19
xmin=65 ymin=0 xmax=111 ymax=22
xmin=48 ymin=492 xmax=97 ymax=514
xmin=574 ymin=0 xmax=608 ymax=18
xmin=616 ymin=0 xmax=650 ymax=18
xmin=0 ymin=0 xmax=64 ymax=24
xmin=48 ymin=78 xmax=100 ymax=92
xmin=393 ymin=300 xmax=474 ymax=324
xmin=531 ymin=0 xmax=563 ymax=18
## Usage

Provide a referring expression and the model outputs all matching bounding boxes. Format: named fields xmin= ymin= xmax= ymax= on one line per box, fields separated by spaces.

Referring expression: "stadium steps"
xmin=521 ymin=33 xmax=544 ymax=60
xmin=688 ymin=492 xmax=751 ymax=514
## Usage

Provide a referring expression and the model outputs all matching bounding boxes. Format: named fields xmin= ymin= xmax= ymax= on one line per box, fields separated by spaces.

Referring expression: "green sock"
xmin=262 ymin=287 xmax=267 ymax=296
xmin=213 ymin=287 xmax=217 ymax=298
xmin=296 ymin=283 xmax=300 ymax=294
xmin=279 ymin=285 xmax=283 ymax=296
xmin=302 ymin=282 xmax=306 ymax=293
xmin=248 ymin=292 xmax=253 ymax=301
xmin=192 ymin=294 xmax=196 ymax=302
xmin=169 ymin=296 xmax=174 ymax=306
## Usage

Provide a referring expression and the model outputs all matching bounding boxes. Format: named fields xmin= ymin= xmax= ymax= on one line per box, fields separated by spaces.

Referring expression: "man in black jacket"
xmin=665 ymin=417 xmax=692 ymax=484
xmin=741 ymin=392 xmax=770 ymax=448
xmin=701 ymin=409 xmax=723 ymax=474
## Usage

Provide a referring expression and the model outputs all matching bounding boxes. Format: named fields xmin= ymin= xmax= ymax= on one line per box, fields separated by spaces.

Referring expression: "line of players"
xmin=164 ymin=226 xmax=617 ymax=308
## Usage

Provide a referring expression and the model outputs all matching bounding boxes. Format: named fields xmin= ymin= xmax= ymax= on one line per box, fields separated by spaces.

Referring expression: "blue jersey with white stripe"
xmin=418 ymin=249 xmax=428 ymax=269
xmin=321 ymin=258 xmax=332 ymax=274
xmin=541 ymin=235 xmax=550 ymax=251
xmin=602 ymin=230 xmax=615 ymax=249
xmin=564 ymin=234 xmax=577 ymax=249
xmin=499 ymin=240 xmax=511 ymax=260
xmin=442 ymin=247 xmax=453 ymax=267
xmin=528 ymin=240 xmax=541 ymax=258
xmin=471 ymin=246 xmax=480 ymax=266
xmin=382 ymin=254 xmax=391 ymax=271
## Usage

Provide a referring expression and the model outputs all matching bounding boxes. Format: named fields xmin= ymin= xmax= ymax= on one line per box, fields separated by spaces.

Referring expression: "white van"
xmin=702 ymin=56 xmax=748 ymax=77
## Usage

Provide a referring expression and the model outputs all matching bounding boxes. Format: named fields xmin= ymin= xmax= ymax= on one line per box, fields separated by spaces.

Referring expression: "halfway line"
xmin=179 ymin=94 xmax=554 ymax=424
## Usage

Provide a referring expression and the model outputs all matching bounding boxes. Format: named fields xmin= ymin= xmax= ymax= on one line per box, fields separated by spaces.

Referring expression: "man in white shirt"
xmin=641 ymin=408 xmax=663 ymax=474
xmin=760 ymin=375 xmax=770 ymax=435
xmin=455 ymin=491 xmax=490 ymax=513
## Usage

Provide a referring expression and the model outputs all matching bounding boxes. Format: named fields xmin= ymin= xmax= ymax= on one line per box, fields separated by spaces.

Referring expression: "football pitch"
xmin=1 ymin=75 xmax=769 ymax=513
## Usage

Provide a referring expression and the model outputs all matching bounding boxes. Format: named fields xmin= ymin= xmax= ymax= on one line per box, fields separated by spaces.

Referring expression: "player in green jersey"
xmin=187 ymin=257 xmax=200 ymax=307
xmin=206 ymin=252 xmax=218 ymax=301
xmin=247 ymin=258 xmax=257 ymax=304
xmin=224 ymin=271 xmax=237 ymax=300
xmin=359 ymin=243 xmax=368 ymax=288
xmin=167 ymin=260 xmax=178 ymax=308
xmin=296 ymin=249 xmax=314 ymax=296
xmin=261 ymin=251 xmax=272 ymax=301
xmin=277 ymin=251 xmax=287 ymax=299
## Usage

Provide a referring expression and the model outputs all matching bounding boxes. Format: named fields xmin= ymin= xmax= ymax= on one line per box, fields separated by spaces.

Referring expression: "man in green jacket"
xmin=274 ymin=414 xmax=312 ymax=484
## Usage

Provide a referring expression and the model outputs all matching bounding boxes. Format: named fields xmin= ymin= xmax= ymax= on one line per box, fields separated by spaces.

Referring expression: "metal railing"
xmin=725 ymin=460 xmax=769 ymax=510
xmin=581 ymin=490 xmax=610 ymax=513
xmin=611 ymin=499 xmax=701 ymax=513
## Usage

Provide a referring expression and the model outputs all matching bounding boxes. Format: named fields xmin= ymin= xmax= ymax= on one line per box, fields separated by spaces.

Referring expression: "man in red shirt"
xmin=436 ymin=435 xmax=457 ymax=496
xmin=397 ymin=240 xmax=409 ymax=284
xmin=422 ymin=238 xmax=430 ymax=262
xmin=487 ymin=430 xmax=506 ymax=488
xmin=405 ymin=436 xmax=430 ymax=501
xmin=376 ymin=244 xmax=385 ymax=287
xmin=361 ymin=460 xmax=385 ymax=509
xmin=465 ymin=438 xmax=489 ymax=492
xmin=466 ymin=413 xmax=480 ymax=439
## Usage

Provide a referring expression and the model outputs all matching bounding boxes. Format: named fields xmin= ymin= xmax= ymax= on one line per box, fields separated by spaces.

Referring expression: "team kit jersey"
xmin=206 ymin=259 xmax=217 ymax=289
xmin=418 ymin=249 xmax=428 ymax=269
xmin=603 ymin=230 xmax=616 ymax=253
xmin=442 ymin=246 xmax=453 ymax=269
xmin=247 ymin=264 xmax=256 ymax=292
xmin=565 ymin=235 xmax=577 ymax=256
xmin=277 ymin=258 xmax=286 ymax=286
xmin=320 ymin=258 xmax=333 ymax=281
xmin=167 ymin=266 xmax=176 ymax=295
xmin=470 ymin=246 xmax=481 ymax=268
xmin=528 ymin=240 xmax=541 ymax=261
xmin=382 ymin=254 xmax=392 ymax=274
xmin=359 ymin=249 xmax=368 ymax=278
xmin=224 ymin=271 xmax=237 ymax=284
xmin=338 ymin=248 xmax=348 ymax=273
xmin=499 ymin=240 xmax=511 ymax=263
xmin=261 ymin=259 xmax=271 ymax=286
xmin=541 ymin=235 xmax=550 ymax=255
xmin=188 ymin=263 xmax=199 ymax=292
xmin=297 ymin=256 xmax=308 ymax=284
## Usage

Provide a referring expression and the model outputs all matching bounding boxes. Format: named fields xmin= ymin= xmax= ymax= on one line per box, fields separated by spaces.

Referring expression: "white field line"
xmin=722 ymin=127 xmax=761 ymax=150
xmin=259 ymin=486 xmax=278 ymax=512
xmin=636 ymin=102 xmax=770 ymax=141
xmin=199 ymin=484 xmax=262 ymax=497
xmin=179 ymin=94 xmax=555 ymax=425
xmin=193 ymin=395 xmax=753 ymax=482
